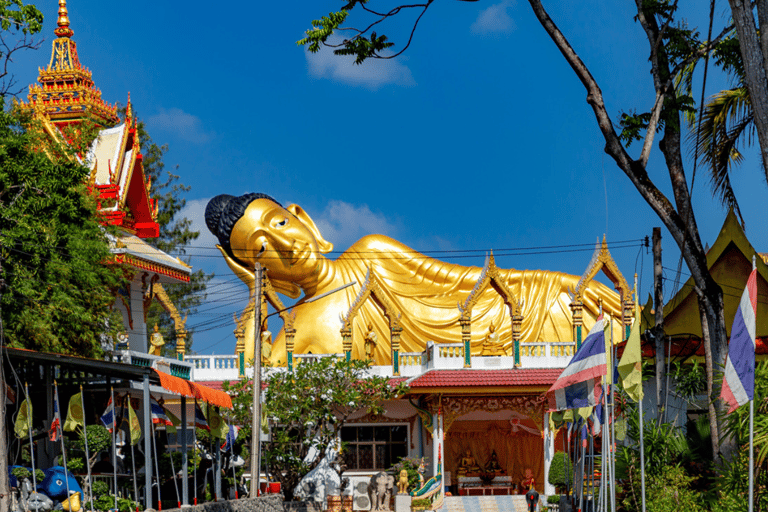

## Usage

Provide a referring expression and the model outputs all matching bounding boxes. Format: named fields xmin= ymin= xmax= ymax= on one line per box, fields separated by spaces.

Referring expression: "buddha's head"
xmin=206 ymin=193 xmax=333 ymax=297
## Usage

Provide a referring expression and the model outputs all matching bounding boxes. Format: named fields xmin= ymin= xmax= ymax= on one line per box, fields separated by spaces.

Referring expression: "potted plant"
xmin=411 ymin=498 xmax=431 ymax=511
xmin=547 ymin=494 xmax=561 ymax=512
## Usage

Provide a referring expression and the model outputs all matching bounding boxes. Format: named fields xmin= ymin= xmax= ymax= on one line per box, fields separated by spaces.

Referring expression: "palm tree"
xmin=687 ymin=33 xmax=757 ymax=227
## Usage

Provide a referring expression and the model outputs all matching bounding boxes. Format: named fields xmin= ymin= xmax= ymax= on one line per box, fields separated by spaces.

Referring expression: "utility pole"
xmin=249 ymin=264 xmax=263 ymax=498
xmin=652 ymin=228 xmax=666 ymax=422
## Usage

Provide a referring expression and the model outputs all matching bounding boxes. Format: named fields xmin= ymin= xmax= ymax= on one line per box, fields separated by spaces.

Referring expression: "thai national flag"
xmin=150 ymin=398 xmax=173 ymax=426
xmin=100 ymin=397 xmax=116 ymax=431
xmin=194 ymin=403 xmax=209 ymax=431
xmin=547 ymin=315 xmax=607 ymax=411
xmin=721 ymin=267 xmax=758 ymax=413
xmin=49 ymin=393 xmax=61 ymax=442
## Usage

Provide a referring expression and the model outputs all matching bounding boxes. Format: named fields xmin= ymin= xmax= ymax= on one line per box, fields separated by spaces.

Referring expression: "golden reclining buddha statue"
xmin=205 ymin=193 xmax=621 ymax=366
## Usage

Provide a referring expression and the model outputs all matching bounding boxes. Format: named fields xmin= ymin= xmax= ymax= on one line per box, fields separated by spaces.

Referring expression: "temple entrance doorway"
xmin=445 ymin=407 xmax=543 ymax=497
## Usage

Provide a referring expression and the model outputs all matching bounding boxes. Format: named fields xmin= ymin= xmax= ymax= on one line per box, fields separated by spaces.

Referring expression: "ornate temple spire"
xmin=54 ymin=0 xmax=74 ymax=38
xmin=20 ymin=0 xmax=119 ymax=128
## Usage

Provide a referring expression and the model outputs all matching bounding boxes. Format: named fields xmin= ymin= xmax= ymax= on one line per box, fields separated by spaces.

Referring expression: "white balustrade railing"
xmin=185 ymin=354 xmax=239 ymax=381
xmin=184 ymin=340 xmax=578 ymax=383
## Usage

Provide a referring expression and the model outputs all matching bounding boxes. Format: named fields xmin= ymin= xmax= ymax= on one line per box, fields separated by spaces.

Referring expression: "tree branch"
xmin=0 ymin=31 xmax=42 ymax=98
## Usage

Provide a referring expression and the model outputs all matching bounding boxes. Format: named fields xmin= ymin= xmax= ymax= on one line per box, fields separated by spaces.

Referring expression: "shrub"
xmin=621 ymin=465 xmax=700 ymax=512
xmin=548 ymin=452 xmax=573 ymax=491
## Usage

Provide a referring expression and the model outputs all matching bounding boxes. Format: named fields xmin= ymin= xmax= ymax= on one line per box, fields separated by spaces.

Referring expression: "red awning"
xmin=153 ymin=369 xmax=233 ymax=409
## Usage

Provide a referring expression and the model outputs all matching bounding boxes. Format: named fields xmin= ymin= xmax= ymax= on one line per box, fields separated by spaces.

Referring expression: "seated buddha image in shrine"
xmin=205 ymin=193 xmax=622 ymax=365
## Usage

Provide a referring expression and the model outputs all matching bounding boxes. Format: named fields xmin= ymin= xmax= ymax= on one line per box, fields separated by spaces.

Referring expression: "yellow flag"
xmin=618 ymin=292 xmax=644 ymax=402
xmin=128 ymin=401 xmax=141 ymax=445
xmin=205 ymin=404 xmax=225 ymax=439
xmin=165 ymin=407 xmax=181 ymax=435
xmin=63 ymin=392 xmax=83 ymax=432
xmin=14 ymin=399 xmax=31 ymax=438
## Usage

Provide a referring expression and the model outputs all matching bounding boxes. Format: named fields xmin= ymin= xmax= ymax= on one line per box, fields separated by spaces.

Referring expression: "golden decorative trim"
xmin=457 ymin=252 xmax=524 ymax=357
xmin=339 ymin=267 xmax=403 ymax=358
xmin=153 ymin=283 xmax=188 ymax=356
xmin=573 ymin=235 xmax=633 ymax=326
xmin=113 ymin=254 xmax=191 ymax=282
xmin=424 ymin=394 xmax=545 ymax=433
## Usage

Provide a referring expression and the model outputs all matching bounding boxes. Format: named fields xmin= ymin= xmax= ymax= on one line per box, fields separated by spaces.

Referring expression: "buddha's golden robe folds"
xmin=266 ymin=235 xmax=621 ymax=365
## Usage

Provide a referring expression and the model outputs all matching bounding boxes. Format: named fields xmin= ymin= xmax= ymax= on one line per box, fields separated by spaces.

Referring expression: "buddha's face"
xmin=524 ymin=468 xmax=533 ymax=479
xmin=230 ymin=198 xmax=322 ymax=281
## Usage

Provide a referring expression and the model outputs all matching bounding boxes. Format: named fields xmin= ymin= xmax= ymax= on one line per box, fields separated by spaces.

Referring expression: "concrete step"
xmin=438 ymin=495 xmax=534 ymax=512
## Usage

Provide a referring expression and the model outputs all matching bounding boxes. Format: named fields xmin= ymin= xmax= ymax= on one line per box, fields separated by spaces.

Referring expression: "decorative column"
xmin=512 ymin=308 xmax=522 ymax=368
xmin=285 ymin=325 xmax=296 ymax=372
xmin=175 ymin=328 xmax=187 ymax=361
xmin=459 ymin=315 xmax=471 ymax=368
xmin=544 ymin=412 xmax=555 ymax=496
xmin=623 ymin=293 xmax=634 ymax=340
xmin=341 ymin=327 xmax=353 ymax=362
xmin=570 ymin=296 xmax=583 ymax=350
xmin=391 ymin=325 xmax=402 ymax=376
xmin=234 ymin=321 xmax=246 ymax=377
xmin=432 ymin=401 xmax=444 ymax=481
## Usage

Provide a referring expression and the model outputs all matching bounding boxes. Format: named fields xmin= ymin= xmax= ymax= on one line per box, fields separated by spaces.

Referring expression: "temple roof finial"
xmin=55 ymin=0 xmax=74 ymax=38
xmin=126 ymin=91 xmax=133 ymax=120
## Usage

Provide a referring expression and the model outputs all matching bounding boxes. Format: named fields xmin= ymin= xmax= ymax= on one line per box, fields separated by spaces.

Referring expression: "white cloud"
xmin=314 ymin=200 xmax=399 ymax=251
xmin=471 ymin=0 xmax=516 ymax=35
xmin=147 ymin=108 xmax=214 ymax=143
xmin=176 ymin=197 xmax=225 ymax=278
xmin=305 ymin=36 xmax=415 ymax=89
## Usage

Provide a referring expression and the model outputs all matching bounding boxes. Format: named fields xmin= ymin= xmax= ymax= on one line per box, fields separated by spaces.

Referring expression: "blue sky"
xmin=12 ymin=0 xmax=767 ymax=355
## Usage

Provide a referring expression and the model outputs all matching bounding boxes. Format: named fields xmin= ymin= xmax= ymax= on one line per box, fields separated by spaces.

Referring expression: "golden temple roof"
xmin=20 ymin=0 xmax=120 ymax=128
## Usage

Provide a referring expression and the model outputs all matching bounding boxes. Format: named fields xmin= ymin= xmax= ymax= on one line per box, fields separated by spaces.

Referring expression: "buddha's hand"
xmin=217 ymin=245 xmax=256 ymax=294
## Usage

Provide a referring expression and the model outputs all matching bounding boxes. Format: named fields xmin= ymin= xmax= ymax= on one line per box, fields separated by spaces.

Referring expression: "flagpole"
xmin=193 ymin=400 xmax=198 ymax=506
xmin=227 ymin=421 xmax=238 ymax=499
xmin=589 ymin=429 xmax=594 ymax=511
xmin=749 ymin=397 xmax=754 ymax=512
xmin=609 ymin=318 xmax=616 ymax=512
xmin=578 ymin=422 xmax=586 ymax=512
xmin=24 ymin=383 xmax=37 ymax=493
xmin=634 ymin=276 xmax=647 ymax=512
xmin=166 ymin=428 xmax=181 ymax=508
xmin=110 ymin=387 xmax=117 ymax=511
xmin=601 ymin=406 xmax=607 ymax=512
xmin=125 ymin=397 xmax=138 ymax=504
xmin=79 ymin=386 xmax=94 ymax=512
xmin=151 ymin=408 xmax=162 ymax=510
xmin=54 ymin=382 xmax=71 ymax=505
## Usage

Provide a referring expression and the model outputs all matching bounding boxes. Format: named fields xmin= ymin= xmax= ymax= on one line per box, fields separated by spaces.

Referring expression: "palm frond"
xmin=689 ymin=86 xmax=753 ymax=225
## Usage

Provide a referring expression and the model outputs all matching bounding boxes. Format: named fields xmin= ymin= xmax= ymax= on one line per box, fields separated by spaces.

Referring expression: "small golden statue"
xmin=261 ymin=323 xmax=273 ymax=365
xmin=481 ymin=322 xmax=507 ymax=356
xmin=148 ymin=324 xmax=165 ymax=356
xmin=364 ymin=323 xmax=378 ymax=361
xmin=397 ymin=469 xmax=409 ymax=495
xmin=457 ymin=449 xmax=481 ymax=476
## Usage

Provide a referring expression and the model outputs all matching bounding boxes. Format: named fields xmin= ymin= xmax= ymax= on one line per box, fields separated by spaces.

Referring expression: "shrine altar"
xmin=457 ymin=476 xmax=518 ymax=496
